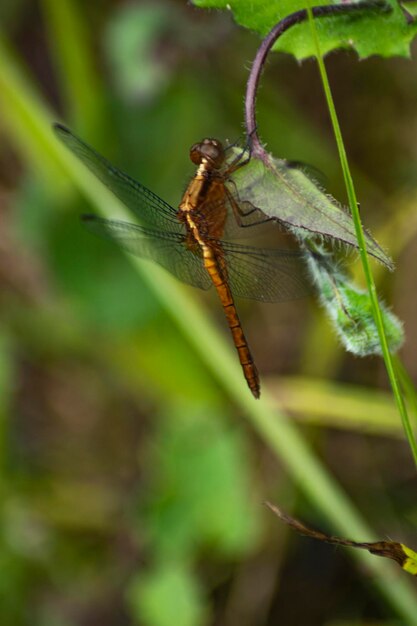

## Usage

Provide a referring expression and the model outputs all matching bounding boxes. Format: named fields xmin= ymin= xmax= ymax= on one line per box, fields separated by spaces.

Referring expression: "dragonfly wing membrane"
xmin=54 ymin=124 xmax=181 ymax=231
xmin=221 ymin=240 xmax=311 ymax=302
xmin=82 ymin=215 xmax=212 ymax=291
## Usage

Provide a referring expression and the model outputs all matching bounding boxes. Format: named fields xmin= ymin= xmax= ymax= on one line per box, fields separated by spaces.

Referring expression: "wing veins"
xmin=54 ymin=124 xmax=181 ymax=230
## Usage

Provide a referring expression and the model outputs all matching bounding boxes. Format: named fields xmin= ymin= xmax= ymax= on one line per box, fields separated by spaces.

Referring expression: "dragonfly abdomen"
xmin=185 ymin=211 xmax=260 ymax=398
xmin=224 ymin=300 xmax=260 ymax=399
xmin=203 ymin=249 xmax=260 ymax=399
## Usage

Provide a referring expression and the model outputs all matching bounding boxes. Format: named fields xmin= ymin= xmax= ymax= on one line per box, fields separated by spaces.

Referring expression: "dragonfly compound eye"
xmin=189 ymin=139 xmax=225 ymax=169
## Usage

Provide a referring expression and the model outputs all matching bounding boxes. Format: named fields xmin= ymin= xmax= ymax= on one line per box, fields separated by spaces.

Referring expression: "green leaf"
xmin=141 ymin=409 xmax=260 ymax=560
xmin=193 ymin=0 xmax=417 ymax=59
xmin=402 ymin=544 xmax=417 ymax=576
xmin=104 ymin=4 xmax=175 ymax=102
xmin=128 ymin=562 xmax=208 ymax=626
xmin=230 ymin=149 xmax=393 ymax=269
xmin=305 ymin=245 xmax=404 ymax=355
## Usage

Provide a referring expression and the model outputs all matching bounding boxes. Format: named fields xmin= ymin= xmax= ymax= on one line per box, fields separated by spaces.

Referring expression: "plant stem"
xmin=305 ymin=1 xmax=417 ymax=467
xmin=393 ymin=355 xmax=417 ymax=429
xmin=245 ymin=1 xmax=389 ymax=155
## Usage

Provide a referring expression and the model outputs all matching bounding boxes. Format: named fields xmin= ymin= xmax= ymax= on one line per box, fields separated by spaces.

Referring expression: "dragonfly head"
xmin=190 ymin=138 xmax=225 ymax=169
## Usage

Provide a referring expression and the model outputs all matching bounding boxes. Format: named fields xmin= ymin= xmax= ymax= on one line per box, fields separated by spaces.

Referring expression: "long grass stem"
xmin=305 ymin=1 xmax=417 ymax=468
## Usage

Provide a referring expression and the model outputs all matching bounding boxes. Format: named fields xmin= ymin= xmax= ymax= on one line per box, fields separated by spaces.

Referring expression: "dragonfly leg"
xmin=226 ymin=186 xmax=276 ymax=228
xmin=223 ymin=134 xmax=255 ymax=176
xmin=238 ymin=216 xmax=277 ymax=228
xmin=224 ymin=152 xmax=251 ymax=176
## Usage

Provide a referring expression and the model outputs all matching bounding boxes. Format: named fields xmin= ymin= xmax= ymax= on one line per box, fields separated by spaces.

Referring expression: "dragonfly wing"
xmin=54 ymin=124 xmax=182 ymax=231
xmin=220 ymin=240 xmax=312 ymax=302
xmin=82 ymin=215 xmax=212 ymax=291
xmin=228 ymin=149 xmax=394 ymax=270
xmin=217 ymin=181 xmax=280 ymax=240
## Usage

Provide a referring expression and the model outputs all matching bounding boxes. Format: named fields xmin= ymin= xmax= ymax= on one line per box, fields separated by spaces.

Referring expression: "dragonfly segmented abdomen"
xmin=82 ymin=215 xmax=310 ymax=302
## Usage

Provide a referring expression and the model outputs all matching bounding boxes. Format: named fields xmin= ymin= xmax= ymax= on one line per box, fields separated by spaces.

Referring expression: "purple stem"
xmin=245 ymin=1 xmax=390 ymax=158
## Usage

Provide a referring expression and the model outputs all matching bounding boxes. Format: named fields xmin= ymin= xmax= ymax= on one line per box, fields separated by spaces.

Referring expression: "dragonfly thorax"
xmin=189 ymin=138 xmax=225 ymax=170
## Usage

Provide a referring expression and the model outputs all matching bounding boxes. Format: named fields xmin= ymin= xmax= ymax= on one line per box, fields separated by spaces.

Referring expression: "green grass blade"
xmin=305 ymin=1 xmax=417 ymax=468
xmin=393 ymin=355 xmax=417 ymax=429
xmin=40 ymin=0 xmax=106 ymax=139
xmin=1 ymin=31 xmax=417 ymax=622
xmin=274 ymin=375 xmax=402 ymax=437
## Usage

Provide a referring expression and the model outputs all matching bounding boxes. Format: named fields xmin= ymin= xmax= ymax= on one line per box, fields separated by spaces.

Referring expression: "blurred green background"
xmin=0 ymin=1 xmax=417 ymax=625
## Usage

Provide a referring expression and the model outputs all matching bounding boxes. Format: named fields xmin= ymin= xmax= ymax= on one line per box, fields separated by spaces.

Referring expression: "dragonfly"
xmin=54 ymin=124 xmax=311 ymax=398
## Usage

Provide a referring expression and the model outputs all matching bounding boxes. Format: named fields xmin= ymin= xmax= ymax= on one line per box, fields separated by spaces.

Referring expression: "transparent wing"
xmin=83 ymin=216 xmax=310 ymax=302
xmin=54 ymin=124 xmax=182 ymax=231
xmin=220 ymin=240 xmax=311 ymax=302
xmin=221 ymin=181 xmax=277 ymax=238
xmin=82 ymin=215 xmax=212 ymax=291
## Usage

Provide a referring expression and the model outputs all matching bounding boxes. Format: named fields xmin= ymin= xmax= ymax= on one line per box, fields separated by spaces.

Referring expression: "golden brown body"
xmin=177 ymin=139 xmax=260 ymax=398
xmin=56 ymin=126 xmax=309 ymax=400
